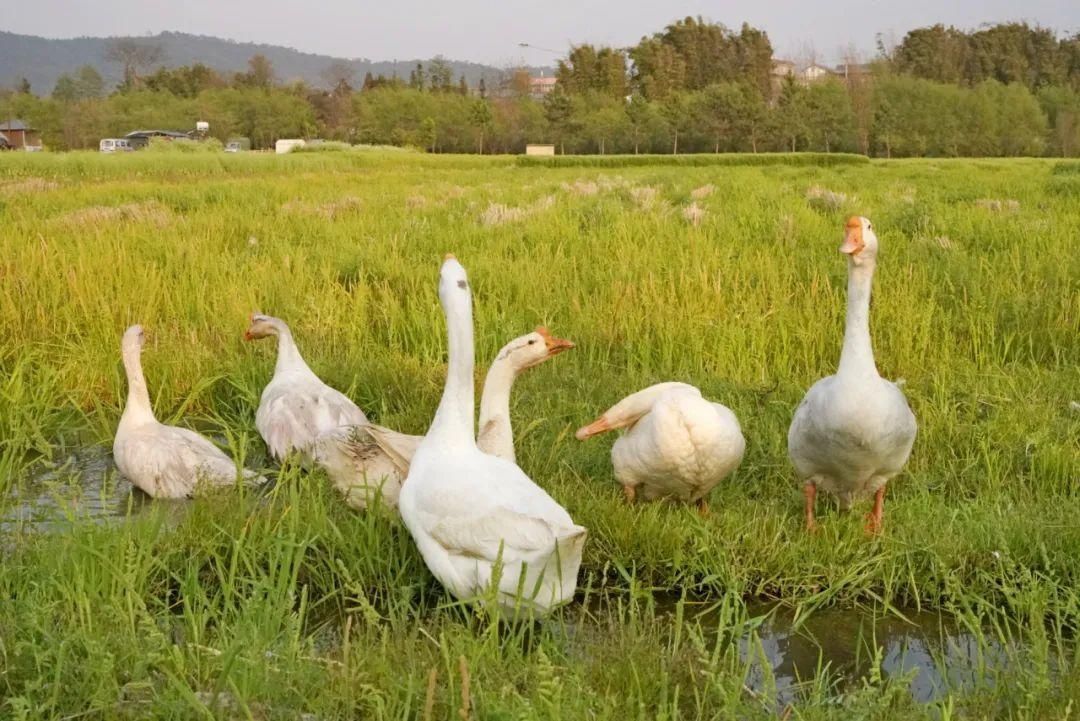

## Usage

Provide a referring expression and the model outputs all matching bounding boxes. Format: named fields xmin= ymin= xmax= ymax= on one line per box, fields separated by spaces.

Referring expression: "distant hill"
xmin=0 ymin=30 xmax=553 ymax=93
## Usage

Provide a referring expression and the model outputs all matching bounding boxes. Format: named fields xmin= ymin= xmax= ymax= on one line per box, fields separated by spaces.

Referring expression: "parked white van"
xmin=99 ymin=138 xmax=133 ymax=153
xmin=275 ymin=138 xmax=306 ymax=154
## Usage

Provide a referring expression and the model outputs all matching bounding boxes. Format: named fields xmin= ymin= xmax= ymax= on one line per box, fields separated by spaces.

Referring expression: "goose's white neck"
xmin=426 ymin=288 xmax=476 ymax=449
xmin=273 ymin=326 xmax=316 ymax=378
xmin=478 ymin=356 xmax=516 ymax=460
xmin=120 ymin=345 xmax=156 ymax=426
xmin=837 ymin=259 xmax=879 ymax=379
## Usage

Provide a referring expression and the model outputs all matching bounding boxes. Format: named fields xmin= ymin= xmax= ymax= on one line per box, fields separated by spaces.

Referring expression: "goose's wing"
xmin=428 ymin=506 xmax=562 ymax=560
xmin=786 ymin=376 xmax=837 ymax=476
xmin=414 ymin=457 xmax=580 ymax=562
xmin=117 ymin=425 xmax=249 ymax=497
xmin=257 ymin=380 xmax=368 ymax=460
xmin=363 ymin=423 xmax=423 ymax=470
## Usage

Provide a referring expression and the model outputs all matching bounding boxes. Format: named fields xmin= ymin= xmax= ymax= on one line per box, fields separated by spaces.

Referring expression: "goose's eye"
xmin=527 ymin=339 xmax=537 ymax=345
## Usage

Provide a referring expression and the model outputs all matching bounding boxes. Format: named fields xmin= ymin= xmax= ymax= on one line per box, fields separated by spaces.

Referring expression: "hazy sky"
xmin=5 ymin=0 xmax=1077 ymax=66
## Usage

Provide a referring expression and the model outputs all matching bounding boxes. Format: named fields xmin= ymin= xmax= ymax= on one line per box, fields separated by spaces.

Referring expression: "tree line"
xmin=2 ymin=18 xmax=1079 ymax=156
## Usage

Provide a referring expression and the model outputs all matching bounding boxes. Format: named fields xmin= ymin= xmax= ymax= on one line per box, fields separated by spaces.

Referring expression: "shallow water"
xmin=1 ymin=446 xmax=156 ymax=531
xmin=565 ymin=595 xmax=1021 ymax=707
xmin=735 ymin=604 xmax=1011 ymax=705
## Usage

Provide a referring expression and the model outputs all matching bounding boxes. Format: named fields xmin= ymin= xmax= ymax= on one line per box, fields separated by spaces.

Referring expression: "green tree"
xmin=1039 ymin=85 xmax=1080 ymax=156
xmin=630 ymin=16 xmax=773 ymax=99
xmin=429 ymin=57 xmax=453 ymax=92
xmin=145 ymin=64 xmax=223 ymax=98
xmin=409 ymin=63 xmax=426 ymax=91
xmin=543 ymin=88 xmax=575 ymax=154
xmin=52 ymin=74 xmax=78 ymax=103
xmin=577 ymin=93 xmax=627 ymax=153
xmin=556 ymin=45 xmax=628 ymax=100
xmin=770 ymin=78 xmax=810 ymax=151
xmin=420 ymin=116 xmax=437 ymax=151
xmin=629 ymin=39 xmax=685 ymax=100
xmin=105 ymin=39 xmax=164 ymax=90
xmin=625 ymin=94 xmax=661 ymax=154
xmin=470 ymin=98 xmax=493 ymax=153
xmin=803 ymin=79 xmax=856 ymax=152
xmin=659 ymin=91 xmax=695 ymax=154
xmin=695 ymin=83 xmax=745 ymax=152
xmin=893 ymin=25 xmax=970 ymax=84
xmin=234 ymin=55 xmax=276 ymax=90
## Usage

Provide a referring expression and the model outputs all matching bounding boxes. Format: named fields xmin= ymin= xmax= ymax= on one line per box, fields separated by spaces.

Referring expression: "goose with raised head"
xmin=244 ymin=314 xmax=368 ymax=463
xmin=576 ymin=382 xmax=745 ymax=511
xmin=787 ymin=216 xmax=917 ymax=534
xmin=398 ymin=255 xmax=586 ymax=616
xmin=113 ymin=325 xmax=263 ymax=498
xmin=315 ymin=327 xmax=574 ymax=509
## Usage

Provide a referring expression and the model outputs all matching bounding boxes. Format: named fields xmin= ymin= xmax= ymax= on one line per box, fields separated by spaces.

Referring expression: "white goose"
xmin=576 ymin=382 xmax=745 ymax=511
xmin=788 ymin=216 xmax=917 ymax=533
xmin=315 ymin=327 xmax=574 ymax=509
xmin=399 ymin=255 xmax=586 ymax=616
xmin=113 ymin=325 xmax=263 ymax=498
xmin=245 ymin=314 xmax=368 ymax=463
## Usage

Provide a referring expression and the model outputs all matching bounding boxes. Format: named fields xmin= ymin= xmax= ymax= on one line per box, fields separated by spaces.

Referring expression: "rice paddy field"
xmin=0 ymin=151 xmax=1078 ymax=720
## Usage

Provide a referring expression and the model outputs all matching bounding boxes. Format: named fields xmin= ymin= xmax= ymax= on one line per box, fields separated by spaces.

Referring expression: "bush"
xmin=144 ymin=137 xmax=224 ymax=153
xmin=515 ymin=152 xmax=869 ymax=168
xmin=289 ymin=141 xmax=416 ymax=153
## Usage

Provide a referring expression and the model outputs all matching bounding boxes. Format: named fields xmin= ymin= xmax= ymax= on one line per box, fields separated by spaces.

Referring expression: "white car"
xmin=99 ymin=138 xmax=133 ymax=153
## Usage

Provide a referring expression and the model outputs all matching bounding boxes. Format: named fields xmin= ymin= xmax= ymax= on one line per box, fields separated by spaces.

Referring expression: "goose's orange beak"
xmin=536 ymin=326 xmax=574 ymax=356
xmin=840 ymin=216 xmax=864 ymax=255
xmin=244 ymin=313 xmax=260 ymax=341
xmin=576 ymin=417 xmax=611 ymax=441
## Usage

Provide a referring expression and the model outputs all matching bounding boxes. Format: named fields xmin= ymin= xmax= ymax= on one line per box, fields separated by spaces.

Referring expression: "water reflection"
xmin=568 ymin=595 xmax=1019 ymax=707
xmin=1 ymin=446 xmax=158 ymax=531
xmin=734 ymin=604 xmax=1012 ymax=705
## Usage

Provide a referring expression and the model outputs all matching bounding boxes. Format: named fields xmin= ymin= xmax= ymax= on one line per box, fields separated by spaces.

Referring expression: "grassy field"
xmin=0 ymin=152 xmax=1077 ymax=719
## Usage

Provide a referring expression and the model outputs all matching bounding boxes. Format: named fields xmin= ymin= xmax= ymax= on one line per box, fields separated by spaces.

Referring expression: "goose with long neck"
xmin=113 ymin=325 xmax=263 ymax=498
xmin=787 ymin=216 xmax=917 ymax=533
xmin=315 ymin=327 xmax=573 ymax=510
xmin=576 ymin=381 xmax=745 ymax=511
xmin=398 ymin=255 xmax=586 ymax=616
xmin=245 ymin=314 xmax=368 ymax=464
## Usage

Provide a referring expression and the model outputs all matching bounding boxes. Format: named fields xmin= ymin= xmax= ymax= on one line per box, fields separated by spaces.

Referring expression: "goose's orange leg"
xmin=804 ymin=482 xmax=818 ymax=533
xmin=622 ymin=485 xmax=636 ymax=504
xmin=864 ymin=486 xmax=886 ymax=535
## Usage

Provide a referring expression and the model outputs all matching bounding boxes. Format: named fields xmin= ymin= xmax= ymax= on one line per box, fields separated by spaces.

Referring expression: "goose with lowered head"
xmin=315 ymin=326 xmax=574 ymax=509
xmin=398 ymin=255 xmax=586 ymax=616
xmin=244 ymin=314 xmax=368 ymax=464
xmin=113 ymin=325 xmax=263 ymax=498
xmin=787 ymin=216 xmax=916 ymax=534
xmin=576 ymin=382 xmax=745 ymax=511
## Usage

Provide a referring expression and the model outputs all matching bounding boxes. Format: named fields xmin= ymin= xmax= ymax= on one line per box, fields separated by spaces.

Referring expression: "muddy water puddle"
xmin=1 ymin=446 xmax=153 ymax=530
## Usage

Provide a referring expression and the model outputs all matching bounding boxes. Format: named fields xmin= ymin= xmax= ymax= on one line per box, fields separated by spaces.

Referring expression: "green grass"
xmin=0 ymin=152 xmax=1077 ymax=719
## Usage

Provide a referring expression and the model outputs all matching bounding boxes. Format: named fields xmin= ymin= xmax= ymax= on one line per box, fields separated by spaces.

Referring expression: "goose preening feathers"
xmin=314 ymin=327 xmax=574 ymax=510
xmin=787 ymin=216 xmax=917 ymax=533
xmin=113 ymin=325 xmax=263 ymax=498
xmin=398 ymin=255 xmax=586 ymax=616
xmin=576 ymin=382 xmax=745 ymax=510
